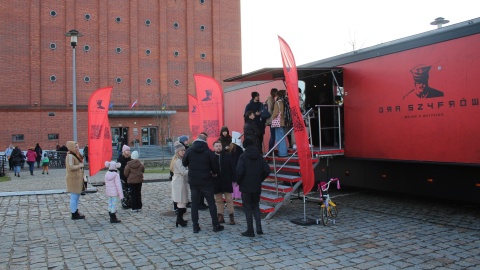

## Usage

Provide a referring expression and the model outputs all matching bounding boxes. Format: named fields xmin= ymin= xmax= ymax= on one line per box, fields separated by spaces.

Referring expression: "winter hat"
xmin=243 ymin=138 xmax=255 ymax=148
xmin=105 ymin=161 xmax=121 ymax=171
xmin=122 ymin=144 xmax=130 ymax=152
xmin=131 ymin=151 xmax=139 ymax=160
xmin=174 ymin=141 xmax=185 ymax=153
xmin=179 ymin=135 xmax=188 ymax=143
xmin=251 ymin=91 xmax=260 ymax=99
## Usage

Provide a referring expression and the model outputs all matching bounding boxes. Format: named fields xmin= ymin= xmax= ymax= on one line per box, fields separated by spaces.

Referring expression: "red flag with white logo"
xmin=88 ymin=86 xmax=113 ymax=176
xmin=194 ymin=74 xmax=224 ymax=148
xmin=278 ymin=36 xmax=315 ymax=195
xmin=188 ymin=94 xmax=202 ymax=140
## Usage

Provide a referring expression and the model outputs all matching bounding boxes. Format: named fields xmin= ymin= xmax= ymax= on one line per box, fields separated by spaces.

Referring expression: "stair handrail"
xmin=264 ymin=108 xmax=314 ymax=196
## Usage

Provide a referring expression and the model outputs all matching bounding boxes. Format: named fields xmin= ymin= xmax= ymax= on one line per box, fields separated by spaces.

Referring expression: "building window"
xmin=173 ymin=22 xmax=179 ymax=29
xmin=50 ymin=10 xmax=57 ymax=17
xmin=48 ymin=134 xmax=59 ymax=140
xmin=50 ymin=75 xmax=57 ymax=82
xmin=84 ymin=76 xmax=90 ymax=83
xmin=200 ymin=25 xmax=206 ymax=31
xmin=173 ymin=51 xmax=179 ymax=57
xmin=145 ymin=20 xmax=151 ymax=26
xmin=200 ymin=0 xmax=205 ymax=4
xmin=115 ymin=17 xmax=121 ymax=23
xmin=85 ymin=14 xmax=91 ymax=21
xmin=145 ymin=49 xmax=151 ymax=55
xmin=83 ymin=45 xmax=90 ymax=52
xmin=116 ymin=77 xmax=122 ymax=84
xmin=12 ymin=134 xmax=24 ymax=142
xmin=48 ymin=112 xmax=55 ymax=117
xmin=50 ymin=43 xmax=56 ymax=50
xmin=115 ymin=47 xmax=122 ymax=54
xmin=146 ymin=78 xmax=152 ymax=85
xmin=174 ymin=79 xmax=180 ymax=86
xmin=200 ymin=53 xmax=206 ymax=59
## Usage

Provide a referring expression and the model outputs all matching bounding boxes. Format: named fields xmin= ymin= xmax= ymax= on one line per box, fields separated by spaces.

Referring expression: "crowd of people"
xmin=4 ymin=88 xmax=300 ymax=237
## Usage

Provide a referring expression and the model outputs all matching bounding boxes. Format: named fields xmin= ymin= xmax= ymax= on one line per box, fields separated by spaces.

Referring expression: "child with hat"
xmin=124 ymin=151 xmax=145 ymax=212
xmin=105 ymin=161 xmax=123 ymax=223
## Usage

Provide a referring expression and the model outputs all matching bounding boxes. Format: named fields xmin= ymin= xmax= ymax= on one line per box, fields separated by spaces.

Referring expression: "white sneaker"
xmin=292 ymin=144 xmax=297 ymax=149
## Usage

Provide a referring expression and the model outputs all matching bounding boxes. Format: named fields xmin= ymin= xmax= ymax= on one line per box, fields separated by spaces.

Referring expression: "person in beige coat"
xmin=271 ymin=91 xmax=288 ymax=157
xmin=170 ymin=141 xmax=189 ymax=227
xmin=65 ymin=141 xmax=86 ymax=220
xmin=124 ymin=151 xmax=144 ymax=212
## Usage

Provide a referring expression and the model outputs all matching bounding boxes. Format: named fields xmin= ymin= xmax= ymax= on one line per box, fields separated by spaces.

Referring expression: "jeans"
xmin=275 ymin=127 xmax=288 ymax=156
xmin=190 ymin=185 xmax=219 ymax=226
xmin=268 ymin=125 xmax=276 ymax=152
xmin=27 ymin=161 xmax=35 ymax=174
xmin=70 ymin=192 xmax=81 ymax=213
xmin=14 ymin=166 xmax=21 ymax=174
xmin=241 ymin=192 xmax=262 ymax=232
xmin=108 ymin=197 xmax=118 ymax=213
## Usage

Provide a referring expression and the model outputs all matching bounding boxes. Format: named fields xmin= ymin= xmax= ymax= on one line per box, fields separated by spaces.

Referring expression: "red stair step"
xmin=260 ymin=192 xmax=284 ymax=203
xmin=270 ymin=164 xmax=301 ymax=173
xmin=233 ymin=200 xmax=274 ymax=213
xmin=266 ymin=173 xmax=301 ymax=183
xmin=262 ymin=182 xmax=293 ymax=193
xmin=265 ymin=156 xmax=319 ymax=163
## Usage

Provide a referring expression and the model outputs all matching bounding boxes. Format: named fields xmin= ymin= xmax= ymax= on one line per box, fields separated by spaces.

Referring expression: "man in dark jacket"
xmin=236 ymin=138 xmax=270 ymax=237
xmin=212 ymin=141 xmax=236 ymax=225
xmin=244 ymin=91 xmax=266 ymax=151
xmin=182 ymin=133 xmax=224 ymax=233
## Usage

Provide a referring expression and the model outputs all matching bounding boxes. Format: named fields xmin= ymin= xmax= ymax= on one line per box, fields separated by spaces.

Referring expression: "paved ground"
xmin=0 ymin=167 xmax=479 ymax=269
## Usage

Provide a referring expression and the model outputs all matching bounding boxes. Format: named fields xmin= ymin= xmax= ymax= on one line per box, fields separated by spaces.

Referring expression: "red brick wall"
xmin=0 ymin=0 xmax=241 ymax=149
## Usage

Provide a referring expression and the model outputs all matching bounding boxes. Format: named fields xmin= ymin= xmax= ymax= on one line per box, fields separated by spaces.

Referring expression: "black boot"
xmin=71 ymin=210 xmax=85 ymax=220
xmin=109 ymin=212 xmax=121 ymax=223
xmin=176 ymin=208 xmax=188 ymax=227
xmin=193 ymin=224 xmax=201 ymax=233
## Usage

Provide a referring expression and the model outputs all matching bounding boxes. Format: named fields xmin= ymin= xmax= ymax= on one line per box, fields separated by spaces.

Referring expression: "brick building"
xmin=0 ymin=0 xmax=241 ymax=150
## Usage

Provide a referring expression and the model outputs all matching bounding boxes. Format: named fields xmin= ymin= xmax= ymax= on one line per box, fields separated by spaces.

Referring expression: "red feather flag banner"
xmin=278 ymin=36 xmax=315 ymax=195
xmin=88 ymin=86 xmax=113 ymax=176
xmin=188 ymin=94 xmax=202 ymax=140
xmin=193 ymin=74 xmax=224 ymax=147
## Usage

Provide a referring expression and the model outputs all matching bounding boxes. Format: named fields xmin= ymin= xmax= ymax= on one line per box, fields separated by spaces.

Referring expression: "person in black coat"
xmin=236 ymin=138 xmax=270 ymax=237
xmin=10 ymin=146 xmax=24 ymax=177
xmin=244 ymin=91 xmax=266 ymax=150
xmin=212 ymin=141 xmax=236 ymax=225
xmin=244 ymin=111 xmax=262 ymax=154
xmin=182 ymin=133 xmax=223 ymax=233
xmin=218 ymin=126 xmax=232 ymax=150
xmin=117 ymin=144 xmax=132 ymax=208
xmin=34 ymin=143 xmax=42 ymax=168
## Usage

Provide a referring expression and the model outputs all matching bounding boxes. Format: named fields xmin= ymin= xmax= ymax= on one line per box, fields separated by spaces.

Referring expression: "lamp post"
xmin=65 ymin=29 xmax=83 ymax=142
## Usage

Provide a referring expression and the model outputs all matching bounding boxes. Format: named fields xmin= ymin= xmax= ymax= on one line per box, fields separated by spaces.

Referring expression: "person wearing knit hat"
xmin=236 ymin=137 xmax=270 ymax=237
xmin=117 ymin=143 xmax=132 ymax=209
xmin=104 ymin=161 xmax=123 ymax=223
xmin=124 ymin=151 xmax=144 ymax=212
xmin=179 ymin=135 xmax=189 ymax=149
xmin=170 ymin=141 xmax=189 ymax=227
xmin=244 ymin=90 xmax=265 ymax=153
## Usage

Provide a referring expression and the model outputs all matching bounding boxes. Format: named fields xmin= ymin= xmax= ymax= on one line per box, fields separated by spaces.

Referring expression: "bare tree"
xmin=345 ymin=30 xmax=366 ymax=52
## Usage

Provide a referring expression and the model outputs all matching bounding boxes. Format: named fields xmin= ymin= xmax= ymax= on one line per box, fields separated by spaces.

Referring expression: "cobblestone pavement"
xmin=0 ymin=168 xmax=479 ymax=269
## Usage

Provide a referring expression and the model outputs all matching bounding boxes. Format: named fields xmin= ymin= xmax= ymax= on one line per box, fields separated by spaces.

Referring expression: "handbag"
xmin=260 ymin=103 xmax=271 ymax=119
xmin=271 ymin=111 xmax=281 ymax=128
xmin=271 ymin=101 xmax=282 ymax=128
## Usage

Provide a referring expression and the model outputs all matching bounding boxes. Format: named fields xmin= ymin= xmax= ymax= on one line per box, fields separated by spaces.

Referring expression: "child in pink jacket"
xmin=105 ymin=161 xmax=124 ymax=223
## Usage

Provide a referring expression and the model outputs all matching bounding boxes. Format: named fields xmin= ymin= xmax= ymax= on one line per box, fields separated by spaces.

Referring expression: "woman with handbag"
xmin=65 ymin=141 xmax=86 ymax=220
xmin=271 ymin=91 xmax=288 ymax=157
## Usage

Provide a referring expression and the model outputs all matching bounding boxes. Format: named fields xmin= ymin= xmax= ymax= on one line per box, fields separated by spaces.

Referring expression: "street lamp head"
xmin=65 ymin=29 xmax=83 ymax=48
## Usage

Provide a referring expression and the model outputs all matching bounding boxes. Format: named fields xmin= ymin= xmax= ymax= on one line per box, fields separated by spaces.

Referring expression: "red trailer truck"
xmin=224 ymin=17 xmax=480 ymax=204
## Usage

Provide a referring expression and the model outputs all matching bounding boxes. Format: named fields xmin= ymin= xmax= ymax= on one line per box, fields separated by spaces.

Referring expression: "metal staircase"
xmin=233 ymin=105 xmax=345 ymax=219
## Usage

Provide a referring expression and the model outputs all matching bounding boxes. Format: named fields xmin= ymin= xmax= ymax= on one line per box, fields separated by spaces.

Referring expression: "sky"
xmin=241 ymin=0 xmax=479 ymax=74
